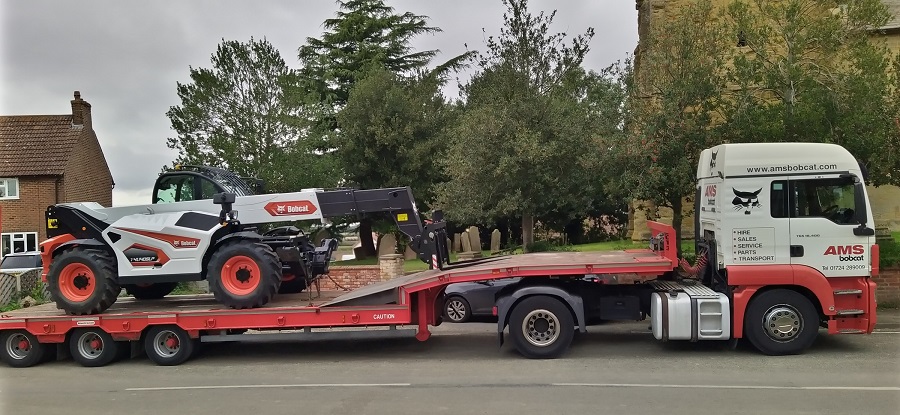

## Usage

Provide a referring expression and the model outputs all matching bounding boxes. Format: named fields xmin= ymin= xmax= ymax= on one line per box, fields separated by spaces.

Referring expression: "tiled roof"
xmin=0 ymin=114 xmax=82 ymax=177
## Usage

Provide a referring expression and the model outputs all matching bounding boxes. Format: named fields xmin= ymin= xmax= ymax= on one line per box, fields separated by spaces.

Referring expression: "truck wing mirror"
xmin=852 ymin=182 xmax=874 ymax=236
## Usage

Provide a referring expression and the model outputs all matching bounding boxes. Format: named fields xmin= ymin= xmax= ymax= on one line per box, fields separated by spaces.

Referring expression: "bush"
xmin=879 ymin=238 xmax=900 ymax=269
xmin=526 ymin=240 xmax=575 ymax=253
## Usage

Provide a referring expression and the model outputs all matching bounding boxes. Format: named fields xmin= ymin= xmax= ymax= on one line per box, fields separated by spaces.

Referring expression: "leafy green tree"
xmin=165 ymin=37 xmax=338 ymax=193
xmin=298 ymin=0 xmax=471 ymax=255
xmin=435 ymin=0 xmax=605 ymax=251
xmin=720 ymin=0 xmax=899 ymax=185
xmin=605 ymin=0 xmax=731 ymax=256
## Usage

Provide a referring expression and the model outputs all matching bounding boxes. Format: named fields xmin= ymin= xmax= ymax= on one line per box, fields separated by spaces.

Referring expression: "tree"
xmin=165 ymin=37 xmax=338 ymax=193
xmin=435 ymin=0 xmax=605 ymax=251
xmin=720 ymin=0 xmax=899 ymax=185
xmin=298 ymin=0 xmax=471 ymax=256
xmin=605 ymin=0 xmax=731 ymax=256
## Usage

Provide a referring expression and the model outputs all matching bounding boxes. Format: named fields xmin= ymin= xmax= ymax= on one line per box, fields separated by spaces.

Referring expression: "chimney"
xmin=71 ymin=90 xmax=92 ymax=128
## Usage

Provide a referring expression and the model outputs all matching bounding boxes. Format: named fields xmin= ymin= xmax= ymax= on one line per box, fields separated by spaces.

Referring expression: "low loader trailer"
xmin=0 ymin=142 xmax=881 ymax=367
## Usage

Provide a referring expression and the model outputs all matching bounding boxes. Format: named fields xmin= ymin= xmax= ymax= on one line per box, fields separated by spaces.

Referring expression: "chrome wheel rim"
xmin=76 ymin=332 xmax=105 ymax=360
xmin=522 ymin=309 xmax=559 ymax=347
xmin=152 ymin=330 xmax=181 ymax=358
xmin=763 ymin=305 xmax=803 ymax=342
xmin=5 ymin=333 xmax=32 ymax=360
xmin=446 ymin=299 xmax=467 ymax=322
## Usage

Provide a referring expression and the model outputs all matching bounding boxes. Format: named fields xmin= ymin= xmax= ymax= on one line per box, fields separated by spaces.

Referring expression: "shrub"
xmin=879 ymin=238 xmax=900 ymax=269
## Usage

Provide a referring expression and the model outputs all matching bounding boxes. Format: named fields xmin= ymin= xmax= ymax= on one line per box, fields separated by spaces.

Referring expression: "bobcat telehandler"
xmin=39 ymin=165 xmax=450 ymax=315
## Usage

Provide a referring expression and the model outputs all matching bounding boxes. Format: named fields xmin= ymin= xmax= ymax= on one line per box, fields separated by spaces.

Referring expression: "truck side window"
xmin=770 ymin=181 xmax=788 ymax=218
xmin=788 ymin=178 xmax=857 ymax=225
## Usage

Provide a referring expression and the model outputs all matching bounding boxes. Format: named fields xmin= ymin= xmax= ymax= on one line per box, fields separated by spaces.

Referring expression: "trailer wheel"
xmin=47 ymin=248 xmax=121 ymax=315
xmin=1 ymin=330 xmax=54 ymax=368
xmin=508 ymin=296 xmax=575 ymax=359
xmin=207 ymin=241 xmax=281 ymax=309
xmin=744 ymin=289 xmax=819 ymax=356
xmin=69 ymin=328 xmax=120 ymax=367
xmin=144 ymin=325 xmax=196 ymax=366
xmin=277 ymin=273 xmax=308 ymax=294
xmin=444 ymin=296 xmax=471 ymax=323
xmin=124 ymin=282 xmax=179 ymax=300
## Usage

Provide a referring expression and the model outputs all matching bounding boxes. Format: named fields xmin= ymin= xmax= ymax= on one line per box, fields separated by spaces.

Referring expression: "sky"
xmin=0 ymin=0 xmax=638 ymax=206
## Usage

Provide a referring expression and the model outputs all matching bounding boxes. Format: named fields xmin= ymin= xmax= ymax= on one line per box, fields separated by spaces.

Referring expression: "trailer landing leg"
xmin=416 ymin=291 xmax=432 ymax=341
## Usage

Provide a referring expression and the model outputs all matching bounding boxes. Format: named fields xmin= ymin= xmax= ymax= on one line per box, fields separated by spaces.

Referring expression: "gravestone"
xmin=377 ymin=233 xmax=398 ymax=257
xmin=453 ymin=233 xmax=462 ymax=253
xmin=491 ymin=229 xmax=501 ymax=254
xmin=404 ymin=244 xmax=418 ymax=260
xmin=467 ymin=226 xmax=482 ymax=252
xmin=461 ymin=230 xmax=473 ymax=252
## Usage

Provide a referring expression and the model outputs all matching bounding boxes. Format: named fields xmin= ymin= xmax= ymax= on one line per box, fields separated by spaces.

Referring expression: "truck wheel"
xmin=207 ymin=241 xmax=281 ymax=309
xmin=444 ymin=296 xmax=471 ymax=323
xmin=508 ymin=296 xmax=575 ymax=359
xmin=277 ymin=274 xmax=308 ymax=294
xmin=0 ymin=330 xmax=54 ymax=368
xmin=744 ymin=289 xmax=819 ymax=356
xmin=69 ymin=328 xmax=120 ymax=367
xmin=124 ymin=282 xmax=179 ymax=299
xmin=144 ymin=325 xmax=195 ymax=366
xmin=47 ymin=248 xmax=121 ymax=315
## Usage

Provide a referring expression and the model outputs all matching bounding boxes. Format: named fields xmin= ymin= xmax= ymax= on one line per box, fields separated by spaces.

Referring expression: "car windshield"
xmin=0 ymin=254 xmax=40 ymax=269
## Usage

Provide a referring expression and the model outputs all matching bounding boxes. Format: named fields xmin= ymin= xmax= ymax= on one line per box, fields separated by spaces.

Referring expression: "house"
xmin=0 ymin=91 xmax=114 ymax=258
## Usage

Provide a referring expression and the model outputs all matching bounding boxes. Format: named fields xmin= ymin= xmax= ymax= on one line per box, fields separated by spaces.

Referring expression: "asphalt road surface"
xmin=2 ymin=318 xmax=898 ymax=415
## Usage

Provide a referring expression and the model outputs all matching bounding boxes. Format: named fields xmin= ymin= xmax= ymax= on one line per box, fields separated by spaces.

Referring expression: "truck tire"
xmin=69 ymin=328 xmax=120 ymax=367
xmin=1 ymin=330 xmax=55 ymax=368
xmin=143 ymin=325 xmax=196 ymax=366
xmin=744 ymin=289 xmax=819 ymax=356
xmin=124 ymin=282 xmax=179 ymax=300
xmin=46 ymin=248 xmax=121 ymax=315
xmin=508 ymin=295 xmax=575 ymax=359
xmin=207 ymin=241 xmax=281 ymax=309
xmin=277 ymin=274 xmax=308 ymax=294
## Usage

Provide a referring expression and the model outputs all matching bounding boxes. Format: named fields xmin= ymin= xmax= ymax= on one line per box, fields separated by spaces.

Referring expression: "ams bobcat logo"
xmin=824 ymin=245 xmax=865 ymax=262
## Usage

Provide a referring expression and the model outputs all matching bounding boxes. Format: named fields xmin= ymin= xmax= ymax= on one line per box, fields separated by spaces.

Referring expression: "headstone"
xmin=491 ymin=229 xmax=501 ymax=253
xmin=313 ymin=228 xmax=331 ymax=246
xmin=377 ymin=233 xmax=397 ymax=257
xmin=461 ymin=230 xmax=473 ymax=252
xmin=404 ymin=244 xmax=418 ymax=260
xmin=453 ymin=233 xmax=462 ymax=253
xmin=467 ymin=226 xmax=482 ymax=252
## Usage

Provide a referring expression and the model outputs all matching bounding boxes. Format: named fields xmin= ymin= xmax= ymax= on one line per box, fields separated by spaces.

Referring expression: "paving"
xmin=1 ymin=310 xmax=898 ymax=415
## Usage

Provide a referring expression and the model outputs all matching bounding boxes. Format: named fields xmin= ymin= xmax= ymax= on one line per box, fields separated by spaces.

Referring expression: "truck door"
xmin=781 ymin=175 xmax=873 ymax=277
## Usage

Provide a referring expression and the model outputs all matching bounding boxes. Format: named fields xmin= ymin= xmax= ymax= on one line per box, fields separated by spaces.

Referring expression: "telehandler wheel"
xmin=277 ymin=273 xmax=308 ymax=294
xmin=46 ymin=248 xmax=121 ymax=315
xmin=124 ymin=282 xmax=179 ymax=299
xmin=207 ymin=241 xmax=281 ymax=309
xmin=508 ymin=295 xmax=575 ymax=359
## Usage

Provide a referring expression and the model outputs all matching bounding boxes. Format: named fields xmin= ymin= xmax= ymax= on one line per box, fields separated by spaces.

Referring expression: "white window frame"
xmin=0 ymin=178 xmax=19 ymax=200
xmin=1 ymin=232 xmax=38 ymax=257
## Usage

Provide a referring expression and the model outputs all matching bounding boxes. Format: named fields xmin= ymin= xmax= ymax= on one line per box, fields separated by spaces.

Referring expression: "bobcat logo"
xmin=732 ymin=188 xmax=762 ymax=215
xmin=709 ymin=150 xmax=718 ymax=169
xmin=276 ymin=205 xmax=286 ymax=213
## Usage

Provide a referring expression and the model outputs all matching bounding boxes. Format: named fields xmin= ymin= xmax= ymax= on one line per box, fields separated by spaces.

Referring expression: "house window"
xmin=1 ymin=232 xmax=38 ymax=256
xmin=0 ymin=178 xmax=19 ymax=199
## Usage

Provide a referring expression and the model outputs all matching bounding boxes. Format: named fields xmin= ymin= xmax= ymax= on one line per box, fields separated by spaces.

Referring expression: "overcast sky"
xmin=0 ymin=0 xmax=638 ymax=206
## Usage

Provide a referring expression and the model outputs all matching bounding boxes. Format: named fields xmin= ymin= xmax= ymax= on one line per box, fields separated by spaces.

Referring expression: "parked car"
xmin=442 ymin=277 xmax=521 ymax=323
xmin=0 ymin=251 xmax=42 ymax=277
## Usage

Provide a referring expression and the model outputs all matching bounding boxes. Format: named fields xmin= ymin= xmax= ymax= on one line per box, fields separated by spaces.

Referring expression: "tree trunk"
xmin=522 ymin=214 xmax=535 ymax=253
xmin=671 ymin=197 xmax=684 ymax=259
xmin=358 ymin=218 xmax=376 ymax=257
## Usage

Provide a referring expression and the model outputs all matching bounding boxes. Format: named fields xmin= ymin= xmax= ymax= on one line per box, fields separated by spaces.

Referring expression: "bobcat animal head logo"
xmin=709 ymin=150 xmax=718 ymax=169
xmin=732 ymin=188 xmax=762 ymax=215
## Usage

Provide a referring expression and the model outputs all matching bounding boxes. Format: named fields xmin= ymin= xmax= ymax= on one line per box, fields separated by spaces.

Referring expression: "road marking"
xmin=553 ymin=383 xmax=900 ymax=391
xmin=873 ymin=331 xmax=900 ymax=334
xmin=126 ymin=383 xmax=411 ymax=391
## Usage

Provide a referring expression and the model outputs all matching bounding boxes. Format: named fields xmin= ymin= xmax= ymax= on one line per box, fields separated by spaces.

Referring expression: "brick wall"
xmin=874 ymin=267 xmax=900 ymax=305
xmin=0 ymin=176 xmax=60 ymax=249
xmin=317 ymin=266 xmax=381 ymax=291
xmin=62 ymin=130 xmax=113 ymax=207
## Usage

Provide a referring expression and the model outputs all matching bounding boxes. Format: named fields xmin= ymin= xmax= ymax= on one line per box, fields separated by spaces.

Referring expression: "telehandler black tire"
xmin=277 ymin=274 xmax=308 ymax=294
xmin=207 ymin=241 xmax=281 ymax=309
xmin=46 ymin=248 xmax=121 ymax=315
xmin=124 ymin=282 xmax=179 ymax=300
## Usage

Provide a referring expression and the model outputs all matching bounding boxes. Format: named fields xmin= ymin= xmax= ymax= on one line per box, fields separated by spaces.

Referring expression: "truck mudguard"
xmin=495 ymin=286 xmax=586 ymax=347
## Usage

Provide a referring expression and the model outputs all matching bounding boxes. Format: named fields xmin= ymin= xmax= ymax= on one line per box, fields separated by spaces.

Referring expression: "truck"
xmin=0 ymin=142 xmax=879 ymax=368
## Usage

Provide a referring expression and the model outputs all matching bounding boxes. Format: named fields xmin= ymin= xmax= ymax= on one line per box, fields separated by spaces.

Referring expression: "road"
xmin=2 ymin=317 xmax=898 ymax=415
